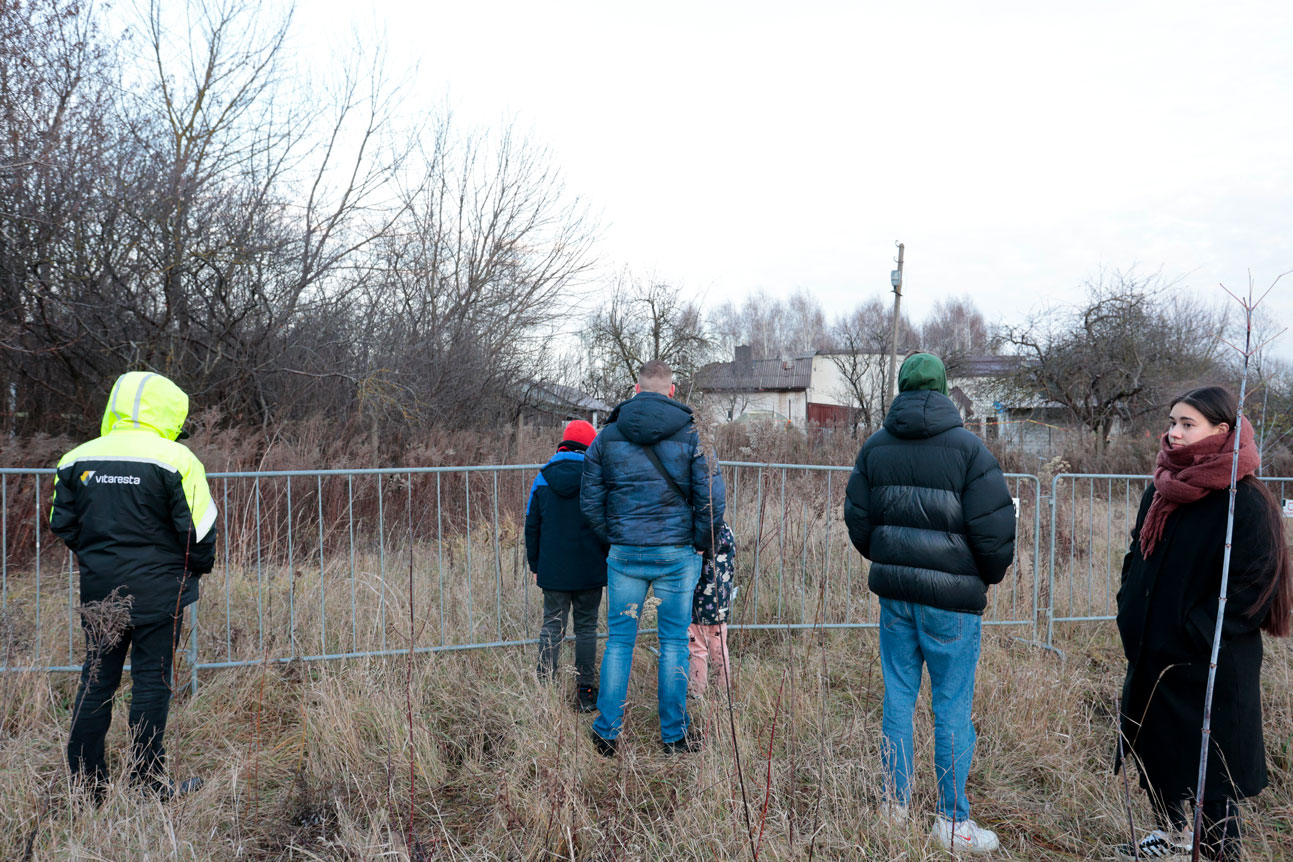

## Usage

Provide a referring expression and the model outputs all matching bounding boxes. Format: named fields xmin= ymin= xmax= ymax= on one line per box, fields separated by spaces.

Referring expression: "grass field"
xmin=1 ymin=465 xmax=1290 ymax=859
xmin=2 ymin=621 xmax=1293 ymax=860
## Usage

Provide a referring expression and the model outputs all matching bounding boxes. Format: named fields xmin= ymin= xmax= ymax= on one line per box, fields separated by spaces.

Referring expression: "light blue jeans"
xmin=878 ymin=597 xmax=982 ymax=821
xmin=593 ymin=545 xmax=701 ymax=744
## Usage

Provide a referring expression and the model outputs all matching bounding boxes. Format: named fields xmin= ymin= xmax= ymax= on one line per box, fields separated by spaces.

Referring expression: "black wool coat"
xmin=525 ymin=451 xmax=608 ymax=592
xmin=843 ymin=390 xmax=1016 ymax=614
xmin=1116 ymin=479 xmax=1281 ymax=801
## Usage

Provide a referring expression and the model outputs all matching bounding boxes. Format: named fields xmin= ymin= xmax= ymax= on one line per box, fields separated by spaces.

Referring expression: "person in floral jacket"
xmin=688 ymin=522 xmax=736 ymax=696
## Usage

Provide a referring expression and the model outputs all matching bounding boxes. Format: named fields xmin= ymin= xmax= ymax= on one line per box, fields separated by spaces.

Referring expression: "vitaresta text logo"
xmin=93 ymin=474 xmax=141 ymax=485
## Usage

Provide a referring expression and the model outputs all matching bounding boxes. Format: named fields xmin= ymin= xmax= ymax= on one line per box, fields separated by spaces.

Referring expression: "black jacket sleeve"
xmin=50 ymin=469 xmax=81 ymax=549
xmin=843 ymin=447 xmax=873 ymax=558
xmin=961 ymin=442 xmax=1015 ymax=585
xmin=169 ymin=473 xmax=216 ymax=575
xmin=1184 ymin=482 xmax=1282 ymax=648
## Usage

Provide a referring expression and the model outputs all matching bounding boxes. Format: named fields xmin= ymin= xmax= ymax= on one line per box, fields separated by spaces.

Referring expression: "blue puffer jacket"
xmin=580 ymin=391 xmax=726 ymax=551
xmin=843 ymin=390 xmax=1016 ymax=614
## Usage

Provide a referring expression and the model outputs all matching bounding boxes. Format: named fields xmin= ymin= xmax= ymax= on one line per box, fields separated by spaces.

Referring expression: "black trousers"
xmin=537 ymin=588 xmax=602 ymax=688
xmin=67 ymin=615 xmax=183 ymax=787
xmin=1155 ymin=794 xmax=1243 ymax=861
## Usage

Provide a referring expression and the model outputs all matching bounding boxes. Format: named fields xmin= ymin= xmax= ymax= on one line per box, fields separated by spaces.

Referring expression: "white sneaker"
xmin=877 ymin=800 xmax=910 ymax=825
xmin=1112 ymin=828 xmax=1195 ymax=860
xmin=931 ymin=814 xmax=1000 ymax=854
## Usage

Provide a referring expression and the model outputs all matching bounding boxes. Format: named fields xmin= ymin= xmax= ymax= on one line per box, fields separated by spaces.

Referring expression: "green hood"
xmin=100 ymin=371 xmax=189 ymax=440
xmin=897 ymin=353 xmax=949 ymax=396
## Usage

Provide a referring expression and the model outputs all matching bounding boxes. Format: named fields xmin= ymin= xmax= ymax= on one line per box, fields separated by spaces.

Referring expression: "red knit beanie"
xmin=561 ymin=420 xmax=597 ymax=448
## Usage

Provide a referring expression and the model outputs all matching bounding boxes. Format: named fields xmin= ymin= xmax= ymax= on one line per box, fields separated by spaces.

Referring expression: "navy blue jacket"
xmin=580 ymin=391 xmax=725 ymax=551
xmin=843 ymin=390 xmax=1015 ymax=614
xmin=525 ymin=451 xmax=608 ymax=591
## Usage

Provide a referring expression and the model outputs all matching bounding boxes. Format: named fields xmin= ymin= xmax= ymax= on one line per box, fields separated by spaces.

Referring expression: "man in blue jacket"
xmin=581 ymin=359 xmax=725 ymax=755
xmin=843 ymin=353 xmax=1015 ymax=854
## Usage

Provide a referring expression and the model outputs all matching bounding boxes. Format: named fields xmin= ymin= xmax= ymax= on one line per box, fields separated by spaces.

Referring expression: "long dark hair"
xmin=1173 ymin=386 xmax=1293 ymax=636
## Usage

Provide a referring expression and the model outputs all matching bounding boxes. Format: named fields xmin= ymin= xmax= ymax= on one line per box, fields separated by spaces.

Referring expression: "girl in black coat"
xmin=1115 ymin=386 xmax=1291 ymax=861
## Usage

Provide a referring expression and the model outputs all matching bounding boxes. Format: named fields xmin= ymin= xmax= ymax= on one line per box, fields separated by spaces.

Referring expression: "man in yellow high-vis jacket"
xmin=51 ymin=371 xmax=217 ymax=800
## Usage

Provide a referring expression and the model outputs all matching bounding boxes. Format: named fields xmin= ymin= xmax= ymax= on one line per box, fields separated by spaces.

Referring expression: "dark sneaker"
xmin=590 ymin=731 xmax=618 ymax=758
xmin=576 ymin=686 xmax=598 ymax=713
xmin=661 ymin=735 xmax=702 ymax=755
xmin=1112 ymin=828 xmax=1196 ymax=860
xmin=139 ymin=776 xmax=205 ymax=801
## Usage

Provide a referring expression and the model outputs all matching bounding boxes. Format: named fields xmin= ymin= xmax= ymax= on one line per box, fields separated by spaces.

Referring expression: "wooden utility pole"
xmin=886 ymin=242 xmax=905 ymax=406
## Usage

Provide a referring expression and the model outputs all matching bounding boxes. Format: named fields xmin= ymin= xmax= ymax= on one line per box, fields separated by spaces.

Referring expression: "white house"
xmin=696 ymin=347 xmax=1063 ymax=453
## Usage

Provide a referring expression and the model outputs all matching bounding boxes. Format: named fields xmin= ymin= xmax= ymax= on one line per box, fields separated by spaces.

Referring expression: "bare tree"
xmin=1000 ymin=271 xmax=1228 ymax=449
xmin=361 ymin=121 xmax=599 ymax=431
xmin=823 ymin=297 xmax=916 ymax=432
xmin=2 ymin=0 xmax=600 ymax=444
xmin=920 ymin=295 xmax=995 ymax=375
xmin=0 ymin=0 xmax=120 ymax=429
xmin=710 ymin=288 xmax=831 ymax=360
xmin=1 ymin=0 xmax=416 ymax=432
xmin=583 ymin=273 xmax=709 ymax=404
xmin=1238 ymin=309 xmax=1293 ymax=471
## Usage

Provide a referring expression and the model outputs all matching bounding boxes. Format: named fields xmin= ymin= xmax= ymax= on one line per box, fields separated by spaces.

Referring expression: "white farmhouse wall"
xmin=808 ymin=354 xmax=888 ymax=409
xmin=735 ymin=390 xmax=807 ymax=422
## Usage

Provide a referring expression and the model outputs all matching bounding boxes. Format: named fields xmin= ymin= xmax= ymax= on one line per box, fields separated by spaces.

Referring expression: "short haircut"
xmin=637 ymin=359 xmax=673 ymax=391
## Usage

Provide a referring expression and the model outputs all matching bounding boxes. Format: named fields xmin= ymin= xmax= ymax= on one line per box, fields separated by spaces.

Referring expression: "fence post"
xmin=1046 ymin=478 xmax=1059 ymax=648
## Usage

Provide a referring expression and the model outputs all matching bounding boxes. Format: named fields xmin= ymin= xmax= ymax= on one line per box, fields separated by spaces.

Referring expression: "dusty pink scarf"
xmin=1138 ymin=420 xmax=1259 ymax=557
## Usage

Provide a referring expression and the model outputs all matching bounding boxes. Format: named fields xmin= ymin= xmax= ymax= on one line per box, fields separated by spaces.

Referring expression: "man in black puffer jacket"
xmin=581 ymin=359 xmax=725 ymax=755
xmin=525 ymin=420 xmax=608 ymax=712
xmin=844 ymin=353 xmax=1014 ymax=854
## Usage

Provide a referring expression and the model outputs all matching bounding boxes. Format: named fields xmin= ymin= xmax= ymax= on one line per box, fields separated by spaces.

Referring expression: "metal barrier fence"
xmin=1 ymin=464 xmax=1287 ymax=688
xmin=1043 ymin=473 xmax=1293 ymax=644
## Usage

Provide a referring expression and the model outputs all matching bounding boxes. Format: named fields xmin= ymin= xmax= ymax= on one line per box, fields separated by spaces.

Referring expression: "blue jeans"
xmin=593 ymin=545 xmax=701 ymax=743
xmin=878 ymin=597 xmax=982 ymax=821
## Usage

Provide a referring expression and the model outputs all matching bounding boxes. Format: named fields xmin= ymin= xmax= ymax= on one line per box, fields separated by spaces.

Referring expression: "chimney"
xmin=734 ymin=344 xmax=754 ymax=377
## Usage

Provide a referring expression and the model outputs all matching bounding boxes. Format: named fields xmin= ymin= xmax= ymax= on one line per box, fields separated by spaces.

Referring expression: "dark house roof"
xmin=950 ymin=355 xmax=1026 ymax=377
xmin=517 ymin=380 xmax=610 ymax=415
xmin=695 ymin=356 xmax=813 ymax=392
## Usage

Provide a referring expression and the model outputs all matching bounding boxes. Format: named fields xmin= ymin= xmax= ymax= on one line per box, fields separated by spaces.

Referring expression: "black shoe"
xmin=71 ymin=776 xmax=108 ymax=807
xmin=576 ymin=686 xmax=598 ymax=713
xmin=139 ymin=776 xmax=205 ymax=801
xmin=590 ymin=730 xmax=618 ymax=757
xmin=661 ymin=735 xmax=702 ymax=755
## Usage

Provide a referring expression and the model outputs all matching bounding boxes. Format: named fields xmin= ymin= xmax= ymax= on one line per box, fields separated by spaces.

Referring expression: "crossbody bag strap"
xmin=641 ymin=444 xmax=690 ymax=505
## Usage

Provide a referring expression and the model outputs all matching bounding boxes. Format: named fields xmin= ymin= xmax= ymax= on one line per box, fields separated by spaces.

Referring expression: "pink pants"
xmin=687 ymin=623 xmax=730 ymax=695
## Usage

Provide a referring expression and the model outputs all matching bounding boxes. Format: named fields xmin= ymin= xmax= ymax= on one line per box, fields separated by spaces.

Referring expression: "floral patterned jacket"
xmin=692 ymin=523 xmax=736 ymax=625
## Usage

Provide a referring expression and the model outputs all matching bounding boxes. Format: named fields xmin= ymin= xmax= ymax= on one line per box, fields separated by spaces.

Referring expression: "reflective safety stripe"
xmin=63 ymin=454 xmax=179 ymax=473
xmin=132 ymin=372 xmax=157 ymax=428
xmin=108 ymin=377 xmax=123 ymax=424
xmin=194 ymin=503 xmax=217 ymax=542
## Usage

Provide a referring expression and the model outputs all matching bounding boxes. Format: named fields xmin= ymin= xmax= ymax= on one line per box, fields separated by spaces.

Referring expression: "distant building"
xmin=946 ymin=355 xmax=1072 ymax=456
xmin=696 ymin=346 xmax=1067 ymax=454
xmin=515 ymin=380 xmax=610 ymax=427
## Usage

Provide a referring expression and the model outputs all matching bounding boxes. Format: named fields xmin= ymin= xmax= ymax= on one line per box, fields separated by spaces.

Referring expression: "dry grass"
xmin=3 ymin=441 xmax=1292 ymax=859
xmin=2 ymin=625 xmax=1293 ymax=860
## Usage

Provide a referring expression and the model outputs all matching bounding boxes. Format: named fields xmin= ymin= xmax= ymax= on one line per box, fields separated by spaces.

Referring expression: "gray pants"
xmin=538 ymin=588 xmax=602 ymax=688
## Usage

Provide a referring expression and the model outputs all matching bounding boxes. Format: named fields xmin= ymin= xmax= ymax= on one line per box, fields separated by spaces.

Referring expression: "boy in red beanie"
xmin=524 ymin=420 xmax=608 ymax=711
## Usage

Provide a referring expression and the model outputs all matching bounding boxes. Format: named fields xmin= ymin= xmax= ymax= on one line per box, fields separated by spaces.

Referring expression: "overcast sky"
xmin=297 ymin=0 xmax=1292 ymax=358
